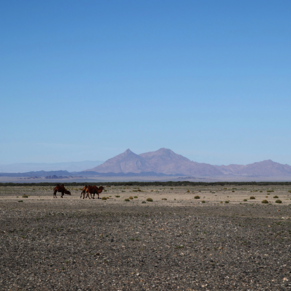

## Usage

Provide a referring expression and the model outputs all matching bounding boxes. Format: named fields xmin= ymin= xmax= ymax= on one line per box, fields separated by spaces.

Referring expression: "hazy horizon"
xmin=1 ymin=1 xmax=290 ymax=165
xmin=1 ymin=147 xmax=291 ymax=174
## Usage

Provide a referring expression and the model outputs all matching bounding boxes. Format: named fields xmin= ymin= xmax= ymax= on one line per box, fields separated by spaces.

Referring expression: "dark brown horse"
xmin=53 ymin=184 xmax=71 ymax=198
xmin=80 ymin=185 xmax=104 ymax=199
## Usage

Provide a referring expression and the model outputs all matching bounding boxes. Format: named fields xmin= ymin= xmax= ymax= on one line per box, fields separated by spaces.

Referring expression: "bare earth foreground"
xmin=1 ymin=185 xmax=291 ymax=290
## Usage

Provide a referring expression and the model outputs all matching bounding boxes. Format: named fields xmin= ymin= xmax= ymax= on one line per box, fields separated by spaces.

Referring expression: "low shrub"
xmin=101 ymin=197 xmax=107 ymax=200
xmin=175 ymin=245 xmax=184 ymax=249
xmin=115 ymin=195 xmax=120 ymax=198
xmin=275 ymin=199 xmax=282 ymax=204
xmin=146 ymin=198 xmax=153 ymax=202
xmin=162 ymin=198 xmax=167 ymax=200
xmin=250 ymin=196 xmax=256 ymax=200
xmin=142 ymin=201 xmax=146 ymax=204
xmin=267 ymin=190 xmax=274 ymax=193
xmin=129 ymin=196 xmax=133 ymax=200
xmin=124 ymin=199 xmax=130 ymax=202
xmin=243 ymin=199 xmax=247 ymax=201
xmin=262 ymin=200 xmax=269 ymax=204
xmin=225 ymin=201 xmax=229 ymax=203
xmin=22 ymin=195 xmax=28 ymax=198
xmin=194 ymin=196 xmax=200 ymax=199
xmin=18 ymin=200 xmax=23 ymax=202
xmin=273 ymin=195 xmax=279 ymax=198
xmin=134 ymin=196 xmax=138 ymax=198
xmin=201 ymin=200 xmax=206 ymax=203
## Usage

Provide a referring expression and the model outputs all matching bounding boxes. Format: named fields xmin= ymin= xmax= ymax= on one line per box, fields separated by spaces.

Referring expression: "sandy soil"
xmin=1 ymin=185 xmax=291 ymax=290
xmin=0 ymin=184 xmax=290 ymax=206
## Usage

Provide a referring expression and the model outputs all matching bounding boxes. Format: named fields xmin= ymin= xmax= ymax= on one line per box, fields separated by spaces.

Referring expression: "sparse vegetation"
xmin=146 ymin=198 xmax=153 ymax=202
xmin=162 ymin=198 xmax=167 ymax=200
xmin=175 ymin=245 xmax=184 ymax=249
xmin=194 ymin=195 xmax=200 ymax=199
xmin=124 ymin=199 xmax=130 ymax=202
xmin=262 ymin=200 xmax=269 ymax=204
xmin=115 ymin=195 xmax=120 ymax=198
xmin=273 ymin=195 xmax=279 ymax=198
xmin=22 ymin=195 xmax=28 ymax=198
xmin=250 ymin=196 xmax=256 ymax=200
xmin=134 ymin=196 xmax=138 ymax=198
xmin=275 ymin=199 xmax=282 ymax=204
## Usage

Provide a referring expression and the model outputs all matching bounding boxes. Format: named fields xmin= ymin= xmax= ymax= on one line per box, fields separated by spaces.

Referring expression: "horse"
xmin=53 ymin=184 xmax=71 ymax=198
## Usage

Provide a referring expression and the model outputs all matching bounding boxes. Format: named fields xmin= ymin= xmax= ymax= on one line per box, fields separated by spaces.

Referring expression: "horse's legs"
xmin=53 ymin=191 xmax=57 ymax=198
xmin=61 ymin=192 xmax=64 ymax=198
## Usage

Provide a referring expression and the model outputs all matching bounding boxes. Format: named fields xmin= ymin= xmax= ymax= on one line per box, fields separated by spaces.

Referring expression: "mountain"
xmin=215 ymin=160 xmax=291 ymax=177
xmin=0 ymin=161 xmax=103 ymax=173
xmin=139 ymin=148 xmax=223 ymax=176
xmin=87 ymin=149 xmax=152 ymax=174
xmin=87 ymin=148 xmax=223 ymax=176
xmin=1 ymin=150 xmax=291 ymax=180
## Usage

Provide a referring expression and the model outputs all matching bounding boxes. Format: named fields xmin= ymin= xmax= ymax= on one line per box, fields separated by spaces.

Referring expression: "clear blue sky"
xmin=1 ymin=0 xmax=290 ymax=165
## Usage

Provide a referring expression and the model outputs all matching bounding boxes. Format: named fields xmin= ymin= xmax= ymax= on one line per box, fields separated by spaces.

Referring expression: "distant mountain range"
xmin=86 ymin=148 xmax=291 ymax=177
xmin=0 ymin=161 xmax=103 ymax=173
xmin=1 ymin=148 xmax=291 ymax=180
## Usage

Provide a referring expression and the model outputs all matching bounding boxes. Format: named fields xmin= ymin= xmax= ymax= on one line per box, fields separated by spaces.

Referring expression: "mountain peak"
xmin=156 ymin=148 xmax=174 ymax=153
xmin=124 ymin=149 xmax=133 ymax=154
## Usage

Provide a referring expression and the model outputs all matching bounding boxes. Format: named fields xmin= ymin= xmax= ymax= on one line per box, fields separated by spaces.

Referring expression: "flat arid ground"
xmin=1 ymin=184 xmax=291 ymax=290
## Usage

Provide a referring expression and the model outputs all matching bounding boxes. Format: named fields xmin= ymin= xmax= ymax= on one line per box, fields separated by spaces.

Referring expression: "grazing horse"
xmin=80 ymin=185 xmax=104 ymax=199
xmin=53 ymin=184 xmax=71 ymax=198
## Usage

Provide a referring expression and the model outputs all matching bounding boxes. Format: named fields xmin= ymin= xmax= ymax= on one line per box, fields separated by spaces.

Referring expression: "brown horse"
xmin=53 ymin=184 xmax=71 ymax=198
xmin=80 ymin=185 xmax=104 ymax=199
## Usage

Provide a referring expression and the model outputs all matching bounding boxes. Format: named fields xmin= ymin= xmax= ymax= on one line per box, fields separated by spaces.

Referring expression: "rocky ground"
xmin=1 ymin=185 xmax=291 ymax=290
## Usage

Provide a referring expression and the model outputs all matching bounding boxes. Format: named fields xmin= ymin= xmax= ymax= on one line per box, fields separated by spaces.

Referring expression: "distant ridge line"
xmin=86 ymin=148 xmax=291 ymax=177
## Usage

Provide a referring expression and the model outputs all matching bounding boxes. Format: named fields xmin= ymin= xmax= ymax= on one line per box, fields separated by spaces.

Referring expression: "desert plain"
xmin=1 ymin=183 xmax=291 ymax=290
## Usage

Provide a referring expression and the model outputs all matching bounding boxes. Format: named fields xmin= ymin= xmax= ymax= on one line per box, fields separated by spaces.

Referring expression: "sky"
xmin=1 ymin=0 xmax=291 ymax=166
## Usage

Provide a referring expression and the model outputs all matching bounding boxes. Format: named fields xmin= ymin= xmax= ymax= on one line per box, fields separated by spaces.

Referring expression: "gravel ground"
xmin=1 ymin=187 xmax=291 ymax=290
